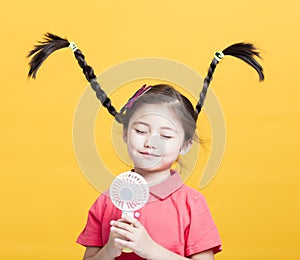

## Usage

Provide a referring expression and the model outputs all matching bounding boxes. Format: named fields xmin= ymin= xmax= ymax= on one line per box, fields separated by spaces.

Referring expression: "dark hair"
xmin=28 ymin=33 xmax=264 ymax=133
xmin=119 ymin=84 xmax=197 ymax=142
xmin=27 ymin=33 xmax=121 ymax=122
xmin=195 ymin=44 xmax=264 ymax=116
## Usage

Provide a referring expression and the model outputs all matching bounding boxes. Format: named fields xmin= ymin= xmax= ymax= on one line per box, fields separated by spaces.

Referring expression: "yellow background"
xmin=1 ymin=0 xmax=299 ymax=259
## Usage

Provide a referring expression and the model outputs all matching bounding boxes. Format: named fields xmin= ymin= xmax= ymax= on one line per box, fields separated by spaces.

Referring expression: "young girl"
xmin=28 ymin=33 xmax=264 ymax=259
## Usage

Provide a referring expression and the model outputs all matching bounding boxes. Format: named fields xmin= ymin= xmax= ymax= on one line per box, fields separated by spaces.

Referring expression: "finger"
xmin=114 ymin=237 xmax=133 ymax=250
xmin=110 ymin=227 xmax=128 ymax=240
xmin=121 ymin=215 xmax=142 ymax=228
xmin=111 ymin=226 xmax=134 ymax=241
xmin=110 ymin=220 xmax=135 ymax=232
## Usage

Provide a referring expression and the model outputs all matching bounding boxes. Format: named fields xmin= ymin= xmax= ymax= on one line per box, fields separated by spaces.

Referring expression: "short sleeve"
xmin=76 ymin=196 xmax=105 ymax=247
xmin=185 ymin=193 xmax=222 ymax=256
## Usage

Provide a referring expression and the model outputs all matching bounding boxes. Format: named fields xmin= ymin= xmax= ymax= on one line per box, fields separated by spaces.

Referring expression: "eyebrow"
xmin=132 ymin=121 xmax=178 ymax=132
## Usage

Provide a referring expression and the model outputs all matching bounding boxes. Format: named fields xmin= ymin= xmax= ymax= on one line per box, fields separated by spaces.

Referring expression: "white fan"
xmin=110 ymin=171 xmax=149 ymax=253
xmin=110 ymin=171 xmax=149 ymax=218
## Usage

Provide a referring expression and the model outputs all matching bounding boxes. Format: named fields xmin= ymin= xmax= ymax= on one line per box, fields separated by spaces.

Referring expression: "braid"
xmin=72 ymin=49 xmax=120 ymax=120
xmin=195 ymin=59 xmax=218 ymax=116
xmin=27 ymin=33 xmax=122 ymax=123
xmin=195 ymin=42 xmax=264 ymax=118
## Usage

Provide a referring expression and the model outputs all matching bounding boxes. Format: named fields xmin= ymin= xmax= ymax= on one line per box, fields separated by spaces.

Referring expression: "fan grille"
xmin=110 ymin=172 xmax=149 ymax=211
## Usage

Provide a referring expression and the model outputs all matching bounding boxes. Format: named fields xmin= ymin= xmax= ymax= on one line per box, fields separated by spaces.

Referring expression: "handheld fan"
xmin=110 ymin=171 xmax=149 ymax=218
xmin=110 ymin=171 xmax=149 ymax=253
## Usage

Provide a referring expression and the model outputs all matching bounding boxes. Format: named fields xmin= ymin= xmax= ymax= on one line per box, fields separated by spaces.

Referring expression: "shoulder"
xmin=90 ymin=191 xmax=112 ymax=211
xmin=176 ymin=184 xmax=206 ymax=200
xmin=174 ymin=184 xmax=210 ymax=213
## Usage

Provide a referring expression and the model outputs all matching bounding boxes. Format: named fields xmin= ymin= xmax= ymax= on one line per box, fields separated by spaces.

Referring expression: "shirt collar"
xmin=149 ymin=170 xmax=184 ymax=200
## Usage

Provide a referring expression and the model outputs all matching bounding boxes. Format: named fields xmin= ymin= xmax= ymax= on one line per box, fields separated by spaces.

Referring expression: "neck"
xmin=134 ymin=168 xmax=171 ymax=186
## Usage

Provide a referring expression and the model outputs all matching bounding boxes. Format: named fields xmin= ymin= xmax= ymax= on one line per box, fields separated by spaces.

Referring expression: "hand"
xmin=104 ymin=219 xmax=129 ymax=258
xmin=110 ymin=215 xmax=158 ymax=259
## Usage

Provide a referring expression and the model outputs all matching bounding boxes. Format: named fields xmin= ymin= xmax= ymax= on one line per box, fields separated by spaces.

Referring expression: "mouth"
xmin=139 ymin=151 xmax=161 ymax=158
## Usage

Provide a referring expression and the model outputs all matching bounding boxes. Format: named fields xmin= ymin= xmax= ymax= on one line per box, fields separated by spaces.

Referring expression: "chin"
xmin=135 ymin=163 xmax=172 ymax=173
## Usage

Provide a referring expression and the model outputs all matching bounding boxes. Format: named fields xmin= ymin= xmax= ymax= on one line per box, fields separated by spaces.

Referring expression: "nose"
xmin=144 ymin=135 xmax=158 ymax=149
xmin=144 ymin=135 xmax=165 ymax=154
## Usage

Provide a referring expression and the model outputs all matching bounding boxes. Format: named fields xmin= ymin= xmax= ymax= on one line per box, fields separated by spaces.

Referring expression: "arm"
xmin=141 ymin=246 xmax=214 ymax=260
xmin=111 ymin=216 xmax=215 ymax=260
xmin=190 ymin=250 xmax=214 ymax=260
xmin=82 ymin=243 xmax=121 ymax=260
xmin=82 ymin=225 xmax=126 ymax=260
xmin=82 ymin=246 xmax=214 ymax=260
xmin=83 ymin=246 xmax=112 ymax=260
xmin=82 ymin=245 xmax=119 ymax=260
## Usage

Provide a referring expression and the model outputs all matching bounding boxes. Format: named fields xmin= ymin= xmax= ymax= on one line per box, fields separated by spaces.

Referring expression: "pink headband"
xmin=120 ymin=84 xmax=152 ymax=113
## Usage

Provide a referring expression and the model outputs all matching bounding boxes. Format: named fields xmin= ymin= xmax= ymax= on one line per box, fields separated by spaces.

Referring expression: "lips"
xmin=139 ymin=151 xmax=161 ymax=157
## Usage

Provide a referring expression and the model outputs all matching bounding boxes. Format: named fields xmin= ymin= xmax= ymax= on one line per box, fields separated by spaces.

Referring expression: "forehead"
xmin=128 ymin=104 xmax=183 ymax=130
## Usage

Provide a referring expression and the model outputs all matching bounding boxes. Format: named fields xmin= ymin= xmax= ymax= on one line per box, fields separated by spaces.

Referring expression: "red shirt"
xmin=77 ymin=171 xmax=222 ymax=258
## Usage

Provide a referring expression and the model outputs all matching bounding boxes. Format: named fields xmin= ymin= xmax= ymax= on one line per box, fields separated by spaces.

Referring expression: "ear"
xmin=123 ymin=127 xmax=128 ymax=143
xmin=180 ymin=140 xmax=193 ymax=156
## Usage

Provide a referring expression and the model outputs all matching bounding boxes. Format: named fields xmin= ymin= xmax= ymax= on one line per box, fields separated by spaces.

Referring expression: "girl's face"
xmin=124 ymin=103 xmax=189 ymax=177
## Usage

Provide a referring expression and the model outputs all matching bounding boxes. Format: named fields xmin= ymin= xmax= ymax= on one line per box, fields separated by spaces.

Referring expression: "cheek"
xmin=127 ymin=131 xmax=144 ymax=149
xmin=167 ymin=138 xmax=182 ymax=151
xmin=161 ymin=141 xmax=181 ymax=160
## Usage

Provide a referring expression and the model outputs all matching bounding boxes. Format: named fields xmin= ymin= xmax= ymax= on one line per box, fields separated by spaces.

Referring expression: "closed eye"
xmin=135 ymin=129 xmax=147 ymax=134
xmin=161 ymin=135 xmax=174 ymax=139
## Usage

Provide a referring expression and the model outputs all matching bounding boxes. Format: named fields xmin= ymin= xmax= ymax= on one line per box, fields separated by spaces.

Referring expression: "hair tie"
xmin=69 ymin=42 xmax=78 ymax=52
xmin=214 ymin=51 xmax=225 ymax=62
